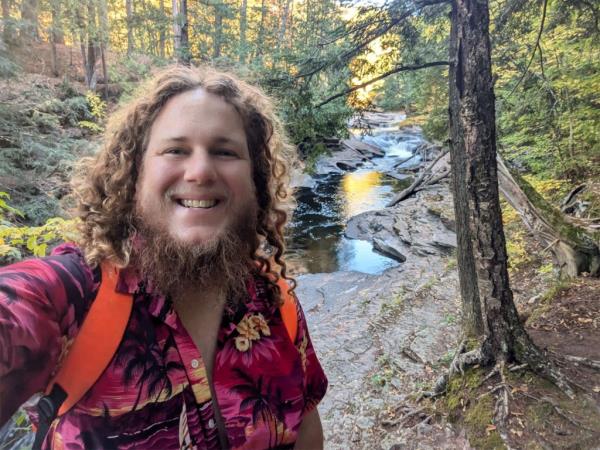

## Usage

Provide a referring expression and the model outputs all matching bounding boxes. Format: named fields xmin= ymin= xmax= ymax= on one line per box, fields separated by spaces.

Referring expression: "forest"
xmin=0 ymin=0 xmax=599 ymax=448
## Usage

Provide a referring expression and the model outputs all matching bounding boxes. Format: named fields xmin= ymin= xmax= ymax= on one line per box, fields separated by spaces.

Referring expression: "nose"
xmin=183 ymin=149 xmax=217 ymax=184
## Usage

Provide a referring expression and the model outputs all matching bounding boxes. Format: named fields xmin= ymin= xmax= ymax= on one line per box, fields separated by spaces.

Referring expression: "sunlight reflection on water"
xmin=285 ymin=130 xmax=422 ymax=275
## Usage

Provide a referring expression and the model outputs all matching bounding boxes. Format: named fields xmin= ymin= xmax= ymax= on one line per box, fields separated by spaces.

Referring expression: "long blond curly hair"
xmin=71 ymin=65 xmax=297 ymax=296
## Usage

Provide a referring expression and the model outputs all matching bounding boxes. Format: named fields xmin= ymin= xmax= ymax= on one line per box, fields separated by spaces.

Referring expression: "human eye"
xmin=163 ymin=147 xmax=187 ymax=156
xmin=213 ymin=148 xmax=239 ymax=158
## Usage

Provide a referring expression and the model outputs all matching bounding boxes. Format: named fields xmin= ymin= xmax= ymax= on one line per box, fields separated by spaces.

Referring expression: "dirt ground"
xmin=372 ymin=233 xmax=600 ymax=450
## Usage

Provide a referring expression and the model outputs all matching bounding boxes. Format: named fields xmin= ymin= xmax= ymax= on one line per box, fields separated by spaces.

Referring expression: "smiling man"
xmin=0 ymin=66 xmax=327 ymax=450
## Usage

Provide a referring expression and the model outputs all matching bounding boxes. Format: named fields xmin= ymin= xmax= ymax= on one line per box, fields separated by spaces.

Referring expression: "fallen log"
xmin=496 ymin=155 xmax=600 ymax=277
xmin=386 ymin=148 xmax=449 ymax=207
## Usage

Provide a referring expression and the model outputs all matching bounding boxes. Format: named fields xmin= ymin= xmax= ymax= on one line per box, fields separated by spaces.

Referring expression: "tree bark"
xmin=179 ymin=0 xmax=189 ymax=63
xmin=448 ymin=0 xmax=483 ymax=338
xmin=83 ymin=0 xmax=99 ymax=90
xmin=172 ymin=0 xmax=189 ymax=64
xmin=450 ymin=0 xmax=535 ymax=361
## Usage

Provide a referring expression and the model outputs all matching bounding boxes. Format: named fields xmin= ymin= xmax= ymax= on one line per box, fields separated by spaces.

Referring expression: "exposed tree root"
xmin=422 ymin=333 xmax=581 ymax=401
xmin=493 ymin=361 xmax=510 ymax=425
xmin=519 ymin=391 xmax=595 ymax=432
xmin=563 ymin=354 xmax=600 ymax=370
xmin=381 ymin=406 xmax=427 ymax=428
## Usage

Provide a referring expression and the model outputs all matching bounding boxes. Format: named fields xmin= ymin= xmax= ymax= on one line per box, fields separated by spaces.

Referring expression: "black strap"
xmin=32 ymin=384 xmax=67 ymax=450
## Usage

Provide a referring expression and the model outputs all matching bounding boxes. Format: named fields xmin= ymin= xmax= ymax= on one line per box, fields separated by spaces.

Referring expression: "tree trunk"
xmin=179 ymin=0 xmax=189 ymax=63
xmin=83 ymin=0 xmax=99 ymax=90
xmin=496 ymin=155 xmax=600 ymax=277
xmin=239 ymin=0 xmax=247 ymax=63
xmin=49 ymin=0 xmax=61 ymax=76
xmin=256 ymin=0 xmax=267 ymax=57
xmin=213 ymin=2 xmax=222 ymax=59
xmin=172 ymin=0 xmax=180 ymax=57
xmin=50 ymin=0 xmax=64 ymax=44
xmin=451 ymin=0 xmax=535 ymax=361
xmin=277 ymin=0 xmax=291 ymax=52
xmin=448 ymin=1 xmax=483 ymax=338
xmin=20 ymin=0 xmax=39 ymax=41
xmin=126 ymin=0 xmax=134 ymax=55
xmin=172 ymin=0 xmax=189 ymax=64
xmin=159 ymin=0 xmax=165 ymax=58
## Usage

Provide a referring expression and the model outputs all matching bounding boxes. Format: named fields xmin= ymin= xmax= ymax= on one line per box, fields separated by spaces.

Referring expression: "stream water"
xmin=286 ymin=127 xmax=425 ymax=274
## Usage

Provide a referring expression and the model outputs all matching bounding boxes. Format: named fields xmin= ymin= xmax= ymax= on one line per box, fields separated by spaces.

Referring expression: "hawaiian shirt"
xmin=0 ymin=244 xmax=327 ymax=449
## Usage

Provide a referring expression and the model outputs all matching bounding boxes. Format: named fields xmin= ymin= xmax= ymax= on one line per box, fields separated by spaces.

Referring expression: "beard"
xmin=130 ymin=203 xmax=259 ymax=304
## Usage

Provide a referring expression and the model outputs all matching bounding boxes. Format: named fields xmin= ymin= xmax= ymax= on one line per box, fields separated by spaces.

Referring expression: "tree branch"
xmin=316 ymin=61 xmax=449 ymax=107
xmin=296 ymin=0 xmax=450 ymax=79
xmin=506 ymin=0 xmax=548 ymax=98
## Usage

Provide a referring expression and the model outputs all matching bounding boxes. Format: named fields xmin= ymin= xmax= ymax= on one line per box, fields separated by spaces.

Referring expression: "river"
xmin=286 ymin=123 xmax=425 ymax=274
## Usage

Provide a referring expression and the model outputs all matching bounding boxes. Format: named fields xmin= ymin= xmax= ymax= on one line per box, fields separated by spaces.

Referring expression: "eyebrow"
xmin=160 ymin=136 xmax=245 ymax=147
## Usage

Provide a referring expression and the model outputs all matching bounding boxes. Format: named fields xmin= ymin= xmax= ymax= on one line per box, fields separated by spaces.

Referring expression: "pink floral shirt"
xmin=0 ymin=244 xmax=327 ymax=449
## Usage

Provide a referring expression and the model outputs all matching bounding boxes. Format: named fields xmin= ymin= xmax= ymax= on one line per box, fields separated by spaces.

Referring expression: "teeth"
xmin=180 ymin=199 xmax=217 ymax=208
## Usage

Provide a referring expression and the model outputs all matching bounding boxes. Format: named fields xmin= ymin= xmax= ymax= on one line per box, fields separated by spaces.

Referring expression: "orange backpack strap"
xmin=33 ymin=263 xmax=133 ymax=450
xmin=277 ymin=278 xmax=298 ymax=343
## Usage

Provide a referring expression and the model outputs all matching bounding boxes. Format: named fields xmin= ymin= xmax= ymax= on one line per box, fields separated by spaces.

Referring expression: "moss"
xmin=514 ymin=170 xmax=600 ymax=247
xmin=439 ymin=368 xmax=505 ymax=448
xmin=464 ymin=395 xmax=505 ymax=449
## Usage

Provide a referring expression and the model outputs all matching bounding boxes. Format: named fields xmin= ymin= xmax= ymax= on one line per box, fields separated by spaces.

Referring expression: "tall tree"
xmin=49 ymin=0 xmax=62 ymax=76
xmin=238 ymin=0 xmax=247 ymax=63
xmin=212 ymin=1 xmax=223 ymax=58
xmin=20 ymin=0 xmax=39 ymax=41
xmin=277 ymin=0 xmax=291 ymax=52
xmin=1 ymin=0 xmax=12 ymax=45
xmin=74 ymin=0 xmax=101 ymax=90
xmin=447 ymin=0 xmax=573 ymax=395
xmin=256 ymin=0 xmax=267 ymax=56
xmin=447 ymin=0 xmax=483 ymax=338
xmin=159 ymin=0 xmax=166 ymax=58
xmin=126 ymin=0 xmax=134 ymax=55
xmin=172 ymin=0 xmax=189 ymax=64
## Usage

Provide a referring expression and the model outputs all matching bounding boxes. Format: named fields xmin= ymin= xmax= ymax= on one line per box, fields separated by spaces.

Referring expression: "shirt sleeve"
xmin=0 ymin=246 xmax=96 ymax=426
xmin=293 ymin=296 xmax=328 ymax=415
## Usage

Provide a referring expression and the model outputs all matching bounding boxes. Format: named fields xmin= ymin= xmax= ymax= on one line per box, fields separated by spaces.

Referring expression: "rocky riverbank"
xmin=296 ymin=117 xmax=471 ymax=448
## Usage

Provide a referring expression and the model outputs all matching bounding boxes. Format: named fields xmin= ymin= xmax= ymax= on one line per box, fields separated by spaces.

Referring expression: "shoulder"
xmin=0 ymin=243 xmax=99 ymax=319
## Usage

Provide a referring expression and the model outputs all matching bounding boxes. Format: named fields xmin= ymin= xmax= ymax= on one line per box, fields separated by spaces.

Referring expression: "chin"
xmin=173 ymin=231 xmax=221 ymax=247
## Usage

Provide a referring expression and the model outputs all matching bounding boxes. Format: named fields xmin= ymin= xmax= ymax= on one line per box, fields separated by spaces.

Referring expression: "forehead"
xmin=147 ymin=88 xmax=247 ymax=147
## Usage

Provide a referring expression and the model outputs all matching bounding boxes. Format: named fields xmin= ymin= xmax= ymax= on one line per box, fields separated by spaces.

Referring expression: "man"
xmin=0 ymin=66 xmax=327 ymax=449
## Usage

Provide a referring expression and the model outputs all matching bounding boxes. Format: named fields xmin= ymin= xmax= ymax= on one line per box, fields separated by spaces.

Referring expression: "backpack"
xmin=33 ymin=263 xmax=298 ymax=450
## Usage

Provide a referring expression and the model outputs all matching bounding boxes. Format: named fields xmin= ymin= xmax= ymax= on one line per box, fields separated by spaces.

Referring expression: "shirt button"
xmin=191 ymin=359 xmax=199 ymax=369
xmin=208 ymin=418 xmax=215 ymax=429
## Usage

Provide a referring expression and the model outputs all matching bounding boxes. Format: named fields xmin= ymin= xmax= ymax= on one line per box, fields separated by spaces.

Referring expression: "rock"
xmin=341 ymin=138 xmax=385 ymax=158
xmin=355 ymin=416 xmax=375 ymax=430
xmin=373 ymin=237 xmax=407 ymax=262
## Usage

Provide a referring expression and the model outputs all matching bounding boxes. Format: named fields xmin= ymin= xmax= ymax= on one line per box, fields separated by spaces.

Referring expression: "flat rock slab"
xmin=300 ymin=257 xmax=466 ymax=449
xmin=312 ymin=138 xmax=385 ymax=175
xmin=345 ymin=184 xmax=457 ymax=260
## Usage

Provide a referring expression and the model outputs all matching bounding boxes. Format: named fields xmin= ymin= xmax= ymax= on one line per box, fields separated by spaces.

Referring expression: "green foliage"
xmin=0 ymin=80 xmax=96 ymax=226
xmin=0 ymin=192 xmax=79 ymax=264
xmin=494 ymin=1 xmax=600 ymax=181
xmin=0 ymin=54 xmax=20 ymax=78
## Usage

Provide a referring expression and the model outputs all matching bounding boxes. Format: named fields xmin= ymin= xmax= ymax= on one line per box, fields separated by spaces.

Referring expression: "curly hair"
xmin=71 ymin=65 xmax=297 ymax=298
